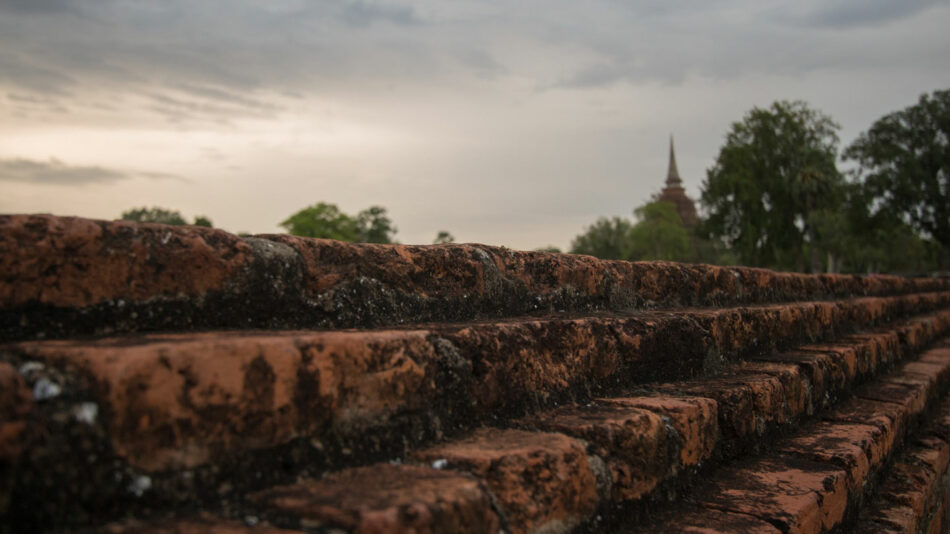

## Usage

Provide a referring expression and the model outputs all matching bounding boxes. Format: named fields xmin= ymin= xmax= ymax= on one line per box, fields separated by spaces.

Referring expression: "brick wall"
xmin=2 ymin=214 xmax=950 ymax=533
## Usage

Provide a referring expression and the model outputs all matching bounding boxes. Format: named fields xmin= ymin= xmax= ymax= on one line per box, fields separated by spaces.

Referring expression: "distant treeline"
xmin=570 ymin=90 xmax=950 ymax=274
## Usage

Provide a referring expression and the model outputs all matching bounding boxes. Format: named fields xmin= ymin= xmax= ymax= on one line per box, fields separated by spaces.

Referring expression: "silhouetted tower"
xmin=656 ymin=136 xmax=698 ymax=226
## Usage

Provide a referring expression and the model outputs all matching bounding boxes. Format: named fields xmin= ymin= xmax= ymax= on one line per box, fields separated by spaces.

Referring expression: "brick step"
xmin=851 ymin=395 xmax=950 ymax=533
xmin=3 ymin=294 xmax=947 ymax=481
xmin=82 ymin=329 xmax=950 ymax=534
xmin=4 ymin=215 xmax=949 ymax=341
xmin=623 ymin=339 xmax=950 ymax=533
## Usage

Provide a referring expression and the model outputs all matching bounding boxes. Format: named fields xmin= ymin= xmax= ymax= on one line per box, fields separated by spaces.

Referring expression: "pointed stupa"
xmin=656 ymin=135 xmax=698 ymax=226
xmin=666 ymin=136 xmax=683 ymax=188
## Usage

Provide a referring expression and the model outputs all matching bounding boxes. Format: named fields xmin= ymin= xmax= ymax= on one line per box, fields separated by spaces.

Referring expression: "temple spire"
xmin=666 ymin=135 xmax=683 ymax=188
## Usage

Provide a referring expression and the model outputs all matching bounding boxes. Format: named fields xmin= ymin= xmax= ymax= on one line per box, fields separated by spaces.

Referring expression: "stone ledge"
xmin=4 ymin=214 xmax=949 ymax=341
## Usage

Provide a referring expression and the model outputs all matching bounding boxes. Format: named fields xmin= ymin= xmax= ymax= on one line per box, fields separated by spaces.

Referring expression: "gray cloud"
xmin=0 ymin=158 xmax=183 ymax=185
xmin=0 ymin=0 xmax=76 ymax=14
xmin=341 ymin=1 xmax=420 ymax=27
xmin=778 ymin=0 xmax=943 ymax=28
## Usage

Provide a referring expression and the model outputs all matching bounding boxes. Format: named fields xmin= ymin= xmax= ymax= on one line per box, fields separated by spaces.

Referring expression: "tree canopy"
xmin=280 ymin=203 xmax=397 ymax=243
xmin=570 ymin=201 xmax=692 ymax=261
xmin=119 ymin=207 xmax=212 ymax=227
xmin=433 ymin=230 xmax=455 ymax=244
xmin=700 ymin=100 xmax=844 ymax=271
xmin=569 ymin=216 xmax=635 ymax=260
xmin=844 ymin=89 xmax=950 ymax=268
xmin=628 ymin=202 xmax=690 ymax=261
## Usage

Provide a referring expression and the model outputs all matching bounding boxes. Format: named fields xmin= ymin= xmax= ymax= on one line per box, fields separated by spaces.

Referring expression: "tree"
xmin=433 ymin=231 xmax=455 ymax=244
xmin=844 ymin=89 xmax=950 ymax=268
xmin=119 ymin=207 xmax=213 ymax=227
xmin=701 ymin=100 xmax=844 ymax=271
xmin=355 ymin=206 xmax=397 ymax=244
xmin=120 ymin=207 xmax=187 ymax=226
xmin=570 ymin=216 xmax=635 ymax=260
xmin=280 ymin=203 xmax=398 ymax=243
xmin=628 ymin=202 xmax=690 ymax=261
xmin=280 ymin=202 xmax=360 ymax=241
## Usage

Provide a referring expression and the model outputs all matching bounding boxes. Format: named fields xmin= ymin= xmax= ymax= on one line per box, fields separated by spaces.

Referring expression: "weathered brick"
xmin=695 ymin=456 xmax=848 ymax=533
xmin=0 ymin=362 xmax=31 ymax=464
xmin=657 ymin=372 xmax=785 ymax=441
xmin=824 ymin=398 xmax=910 ymax=460
xmin=627 ymin=505 xmax=781 ymax=533
xmin=737 ymin=361 xmax=808 ymax=422
xmin=855 ymin=379 xmax=929 ymax=417
xmin=8 ymin=330 xmax=444 ymax=471
xmin=598 ymin=396 xmax=718 ymax=467
xmin=412 ymin=428 xmax=599 ymax=534
xmin=754 ymin=350 xmax=849 ymax=412
xmin=102 ymin=518 xmax=303 ymax=533
xmin=778 ymin=421 xmax=884 ymax=491
xmin=0 ymin=214 xmax=253 ymax=309
xmin=250 ymin=464 xmax=500 ymax=534
xmin=521 ymin=402 xmax=670 ymax=501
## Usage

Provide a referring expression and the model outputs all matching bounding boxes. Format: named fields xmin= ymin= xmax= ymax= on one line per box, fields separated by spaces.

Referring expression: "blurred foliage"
xmin=629 ymin=202 xmax=691 ymax=261
xmin=433 ymin=230 xmax=455 ymax=244
xmin=570 ymin=216 xmax=636 ymax=260
xmin=280 ymin=202 xmax=397 ymax=243
xmin=844 ymin=89 xmax=950 ymax=269
xmin=700 ymin=100 xmax=844 ymax=271
xmin=119 ymin=207 xmax=212 ymax=228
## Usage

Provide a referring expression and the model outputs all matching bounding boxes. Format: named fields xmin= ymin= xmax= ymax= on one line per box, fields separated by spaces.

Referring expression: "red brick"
xmin=628 ymin=506 xmax=781 ymax=533
xmin=599 ymin=395 xmax=718 ymax=467
xmin=251 ymin=464 xmax=500 ymax=534
xmin=738 ymin=361 xmax=808 ymax=421
xmin=412 ymin=428 xmax=599 ymax=534
xmin=0 ymin=362 xmax=32 ymax=464
xmin=658 ymin=372 xmax=785 ymax=441
xmin=102 ymin=519 xmax=302 ymax=533
xmin=855 ymin=379 xmax=929 ymax=418
xmin=695 ymin=456 xmax=848 ymax=533
xmin=521 ymin=402 xmax=670 ymax=501
xmin=754 ymin=350 xmax=850 ymax=412
xmin=824 ymin=398 xmax=909 ymax=459
xmin=10 ymin=330 xmax=443 ymax=471
xmin=778 ymin=421 xmax=884 ymax=491
xmin=798 ymin=343 xmax=859 ymax=382
xmin=0 ymin=214 xmax=253 ymax=308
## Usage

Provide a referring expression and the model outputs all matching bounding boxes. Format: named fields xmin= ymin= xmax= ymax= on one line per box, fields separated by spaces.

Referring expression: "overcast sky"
xmin=2 ymin=0 xmax=949 ymax=249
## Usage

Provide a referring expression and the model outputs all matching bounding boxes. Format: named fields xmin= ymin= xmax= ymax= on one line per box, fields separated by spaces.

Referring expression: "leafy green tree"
xmin=701 ymin=100 xmax=844 ymax=271
xmin=570 ymin=216 xmax=635 ymax=260
xmin=120 ymin=207 xmax=213 ymax=227
xmin=280 ymin=202 xmax=360 ymax=241
xmin=844 ymin=89 xmax=950 ymax=268
xmin=355 ymin=206 xmax=397 ymax=244
xmin=534 ymin=246 xmax=562 ymax=253
xmin=120 ymin=207 xmax=187 ymax=225
xmin=628 ymin=202 xmax=691 ymax=261
xmin=280 ymin=203 xmax=398 ymax=243
xmin=433 ymin=231 xmax=455 ymax=244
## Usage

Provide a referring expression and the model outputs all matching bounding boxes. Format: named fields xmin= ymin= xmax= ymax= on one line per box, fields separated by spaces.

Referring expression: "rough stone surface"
xmin=6 ymin=330 xmax=444 ymax=471
xmin=250 ymin=464 xmax=500 ymax=534
xmin=0 ymin=362 xmax=31 ymax=464
xmin=412 ymin=428 xmax=599 ymax=534
xmin=599 ymin=395 xmax=718 ymax=467
xmin=521 ymin=402 xmax=670 ymax=501
xmin=627 ymin=506 xmax=782 ymax=533
xmin=4 ymin=215 xmax=949 ymax=341
xmin=101 ymin=519 xmax=303 ymax=534
xmin=695 ymin=456 xmax=849 ymax=533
